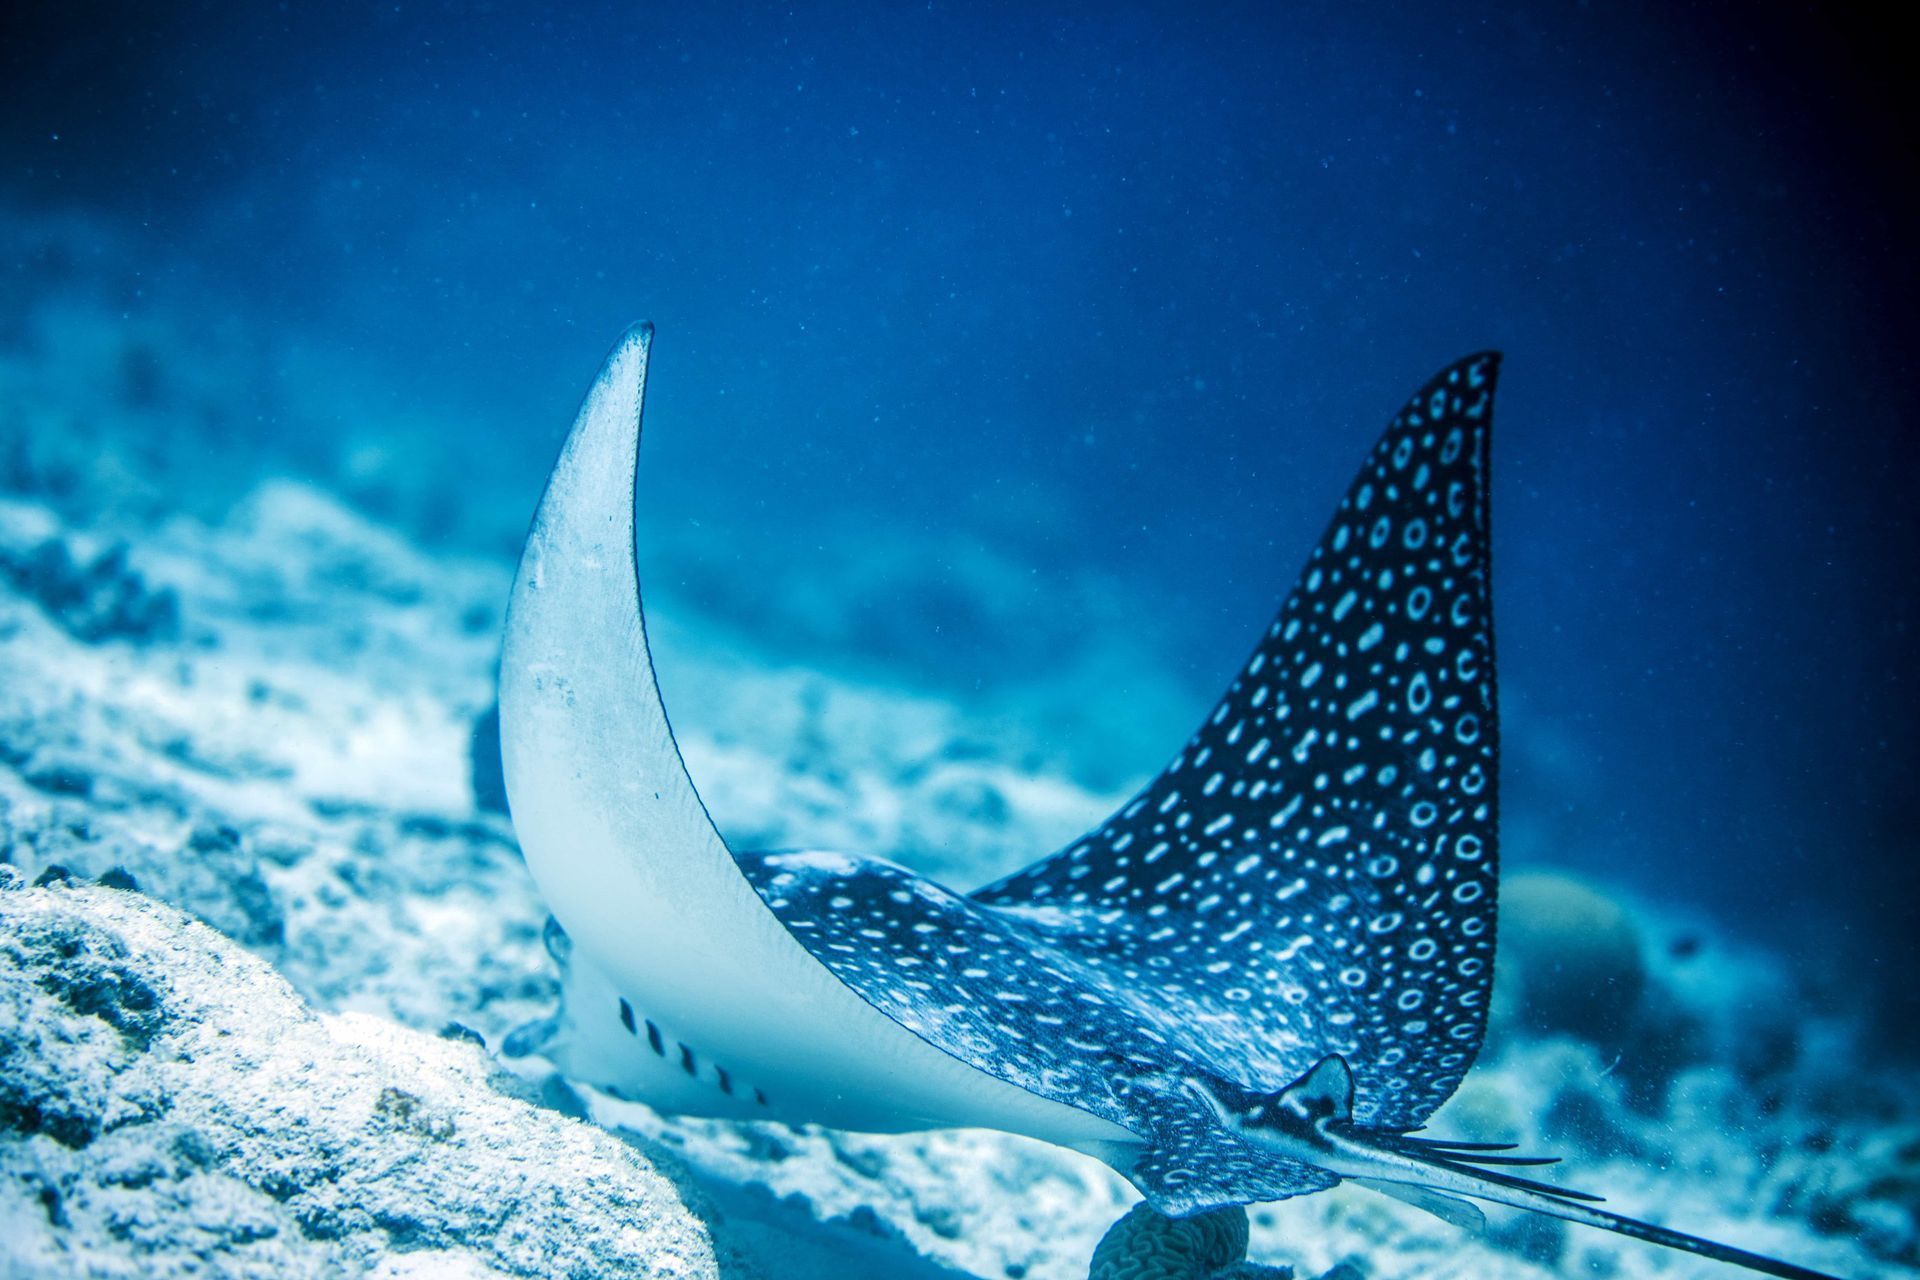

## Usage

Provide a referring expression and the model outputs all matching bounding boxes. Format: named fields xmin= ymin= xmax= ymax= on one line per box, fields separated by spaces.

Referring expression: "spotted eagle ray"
xmin=499 ymin=325 xmax=1844 ymax=1280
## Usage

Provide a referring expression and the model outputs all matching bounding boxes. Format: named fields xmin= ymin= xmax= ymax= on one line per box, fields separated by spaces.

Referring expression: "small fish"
xmin=498 ymin=325 xmax=1844 ymax=1280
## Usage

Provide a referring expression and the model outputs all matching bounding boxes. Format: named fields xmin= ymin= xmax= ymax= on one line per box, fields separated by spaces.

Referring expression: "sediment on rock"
xmin=0 ymin=874 xmax=718 ymax=1280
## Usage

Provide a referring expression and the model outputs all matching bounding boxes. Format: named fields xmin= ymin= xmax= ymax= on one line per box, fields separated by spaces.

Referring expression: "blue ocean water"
xmin=3 ymin=10 xmax=1920 ymax=1280
xmin=6 ymin=0 xmax=1914 ymax=1034
xmin=3 ymin=15 xmax=1917 ymax=1269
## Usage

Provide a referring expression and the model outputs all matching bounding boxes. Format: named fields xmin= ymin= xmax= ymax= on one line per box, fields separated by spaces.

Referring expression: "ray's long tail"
xmin=1334 ymin=1126 xmax=1848 ymax=1280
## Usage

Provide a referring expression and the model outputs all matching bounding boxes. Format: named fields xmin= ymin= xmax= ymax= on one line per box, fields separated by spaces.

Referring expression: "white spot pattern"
xmin=741 ymin=353 xmax=1502 ymax=1215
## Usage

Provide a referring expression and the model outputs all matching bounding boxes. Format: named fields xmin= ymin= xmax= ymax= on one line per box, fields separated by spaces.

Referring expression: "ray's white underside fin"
xmin=497 ymin=325 xmax=1135 ymax=1148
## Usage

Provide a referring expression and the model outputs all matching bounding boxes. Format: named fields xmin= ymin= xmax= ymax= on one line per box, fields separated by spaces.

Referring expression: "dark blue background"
xmin=6 ymin=2 xmax=1915 ymax=1040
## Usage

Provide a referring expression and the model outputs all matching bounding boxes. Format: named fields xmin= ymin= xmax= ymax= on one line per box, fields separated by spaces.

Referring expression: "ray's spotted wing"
xmin=973 ymin=353 xmax=1502 ymax=1128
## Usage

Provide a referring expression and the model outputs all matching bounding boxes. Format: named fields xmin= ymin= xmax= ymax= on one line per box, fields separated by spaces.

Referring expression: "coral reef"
xmin=0 ymin=872 xmax=717 ymax=1279
xmin=1088 ymin=1204 xmax=1278 ymax=1280
xmin=0 ymin=529 xmax=179 ymax=644
xmin=1497 ymin=872 xmax=1646 ymax=1044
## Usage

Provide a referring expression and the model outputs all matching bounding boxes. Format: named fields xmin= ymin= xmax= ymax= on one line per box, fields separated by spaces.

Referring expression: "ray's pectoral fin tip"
xmin=499 ymin=335 xmax=1851 ymax=1280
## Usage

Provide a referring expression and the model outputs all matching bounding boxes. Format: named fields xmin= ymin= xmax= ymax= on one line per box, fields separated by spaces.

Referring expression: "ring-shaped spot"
xmin=1408 ymin=672 xmax=1432 ymax=713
